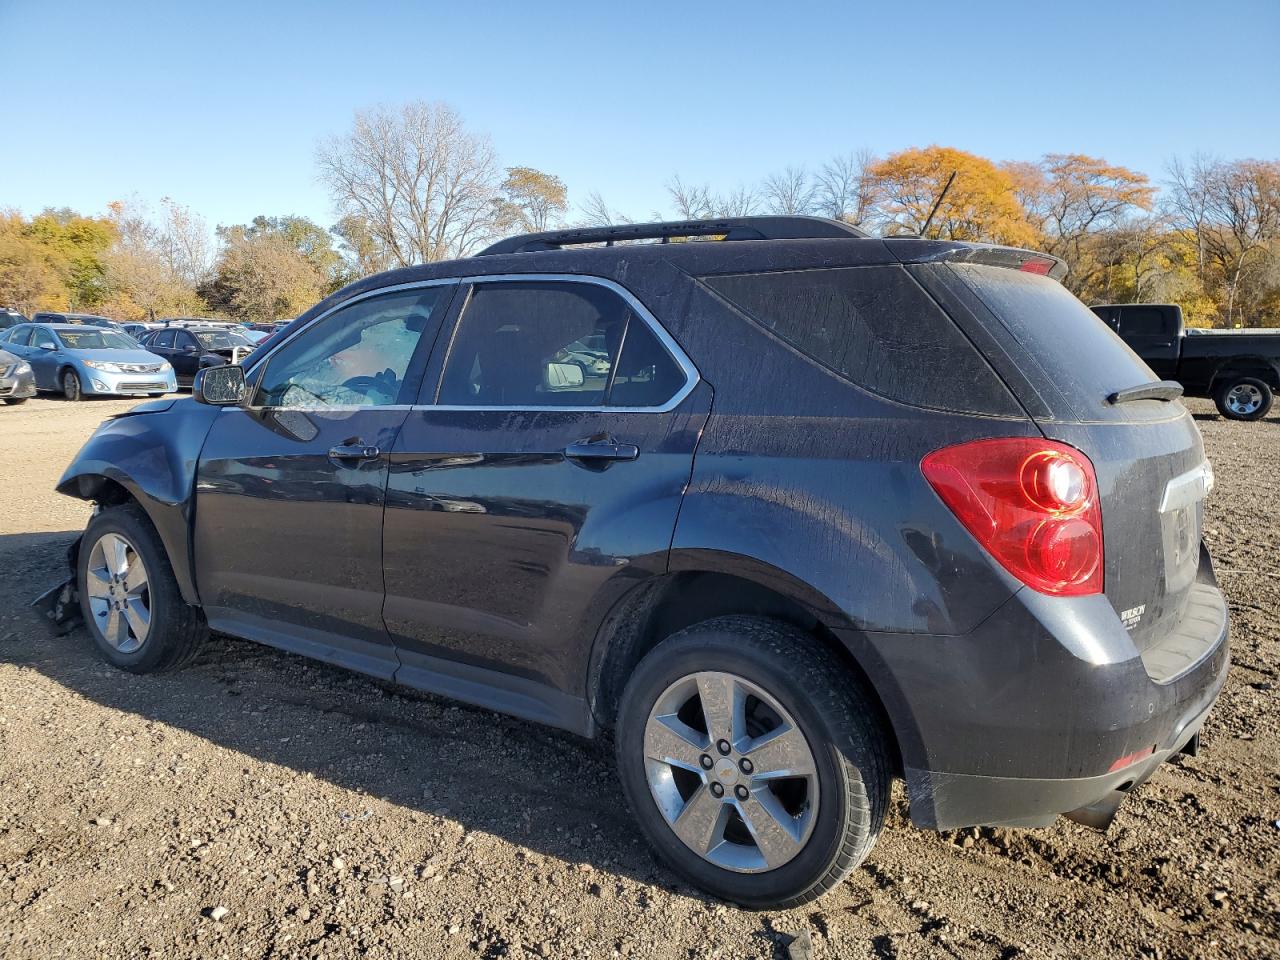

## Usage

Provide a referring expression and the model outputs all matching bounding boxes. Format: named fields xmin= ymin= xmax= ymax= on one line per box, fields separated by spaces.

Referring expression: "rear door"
xmin=1115 ymin=306 xmax=1180 ymax=380
xmin=916 ymin=263 xmax=1209 ymax=658
xmin=381 ymin=276 xmax=709 ymax=721
xmin=192 ymin=282 xmax=456 ymax=678
xmin=27 ymin=326 xmax=61 ymax=388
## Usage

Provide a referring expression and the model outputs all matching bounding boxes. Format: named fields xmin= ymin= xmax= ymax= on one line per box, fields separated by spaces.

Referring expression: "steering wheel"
xmin=341 ymin=368 xmax=399 ymax=402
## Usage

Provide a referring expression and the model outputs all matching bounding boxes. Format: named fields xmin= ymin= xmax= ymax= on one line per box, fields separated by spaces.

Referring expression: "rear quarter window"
xmin=701 ymin=265 xmax=1019 ymax=415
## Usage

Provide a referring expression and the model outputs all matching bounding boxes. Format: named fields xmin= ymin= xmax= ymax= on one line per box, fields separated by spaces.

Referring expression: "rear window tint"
xmin=947 ymin=264 xmax=1158 ymax=419
xmin=703 ymin=265 xmax=1017 ymax=414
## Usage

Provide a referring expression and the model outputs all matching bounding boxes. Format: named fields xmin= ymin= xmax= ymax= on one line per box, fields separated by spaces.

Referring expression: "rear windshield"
xmin=702 ymin=265 xmax=1018 ymax=415
xmin=946 ymin=264 xmax=1159 ymax=420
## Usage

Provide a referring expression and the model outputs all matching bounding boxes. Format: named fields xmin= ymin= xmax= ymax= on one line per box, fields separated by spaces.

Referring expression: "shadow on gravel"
xmin=1 ymin=531 xmax=710 ymax=903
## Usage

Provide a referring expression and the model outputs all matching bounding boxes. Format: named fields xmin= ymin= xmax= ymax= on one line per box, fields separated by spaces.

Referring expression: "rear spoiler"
xmin=883 ymin=238 xmax=1069 ymax=282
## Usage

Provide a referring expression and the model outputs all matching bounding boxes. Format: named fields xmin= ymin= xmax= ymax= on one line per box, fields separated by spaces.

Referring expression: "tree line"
xmin=2 ymin=100 xmax=1277 ymax=327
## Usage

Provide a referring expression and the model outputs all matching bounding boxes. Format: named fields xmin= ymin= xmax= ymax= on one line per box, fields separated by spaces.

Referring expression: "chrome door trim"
xmin=239 ymin=278 xmax=462 ymax=378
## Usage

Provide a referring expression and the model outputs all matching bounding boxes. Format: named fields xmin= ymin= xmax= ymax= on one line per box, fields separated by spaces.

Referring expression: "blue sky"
xmin=3 ymin=0 xmax=1278 ymax=234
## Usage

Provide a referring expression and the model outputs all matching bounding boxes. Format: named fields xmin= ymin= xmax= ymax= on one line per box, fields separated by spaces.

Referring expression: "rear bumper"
xmin=839 ymin=546 xmax=1229 ymax=831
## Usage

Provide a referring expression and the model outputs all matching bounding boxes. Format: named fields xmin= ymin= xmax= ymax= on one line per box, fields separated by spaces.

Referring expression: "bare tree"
xmin=577 ymin=191 xmax=632 ymax=227
xmin=813 ymin=150 xmax=876 ymax=224
xmin=666 ymin=176 xmax=760 ymax=220
xmin=1167 ymin=156 xmax=1280 ymax=325
xmin=158 ymin=198 xmax=211 ymax=287
xmin=316 ymin=101 xmax=501 ymax=265
xmin=761 ymin=166 xmax=815 ymax=215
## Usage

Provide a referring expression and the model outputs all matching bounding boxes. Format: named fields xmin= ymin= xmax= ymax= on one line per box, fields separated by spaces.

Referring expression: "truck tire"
xmin=1214 ymin=376 xmax=1273 ymax=421
xmin=615 ymin=616 xmax=890 ymax=908
xmin=76 ymin=503 xmax=209 ymax=673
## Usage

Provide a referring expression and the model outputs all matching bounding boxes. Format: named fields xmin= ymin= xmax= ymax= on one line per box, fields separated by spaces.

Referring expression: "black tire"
xmin=62 ymin=368 xmax=83 ymax=401
xmin=615 ymin=616 xmax=890 ymax=908
xmin=76 ymin=503 xmax=208 ymax=673
xmin=3 ymin=397 xmax=28 ymax=405
xmin=148 ymin=393 xmax=165 ymax=398
xmin=1213 ymin=376 xmax=1273 ymax=421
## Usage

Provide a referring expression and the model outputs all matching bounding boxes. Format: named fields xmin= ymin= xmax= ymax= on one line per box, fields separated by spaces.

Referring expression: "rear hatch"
xmin=906 ymin=247 xmax=1211 ymax=662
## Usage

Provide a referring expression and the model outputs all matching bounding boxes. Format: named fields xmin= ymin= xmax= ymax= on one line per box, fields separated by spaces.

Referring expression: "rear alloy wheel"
xmin=1214 ymin=376 xmax=1272 ymax=421
xmin=63 ymin=369 xmax=83 ymax=401
xmin=643 ymin=670 xmax=820 ymax=873
xmin=616 ymin=616 xmax=890 ymax=908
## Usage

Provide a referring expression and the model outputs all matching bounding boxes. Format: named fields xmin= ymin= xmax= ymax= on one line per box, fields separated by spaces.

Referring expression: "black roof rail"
xmin=476 ymin=215 xmax=871 ymax=256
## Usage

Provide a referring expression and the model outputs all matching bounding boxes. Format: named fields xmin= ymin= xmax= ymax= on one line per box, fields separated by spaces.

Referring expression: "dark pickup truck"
xmin=1092 ymin=303 xmax=1280 ymax=421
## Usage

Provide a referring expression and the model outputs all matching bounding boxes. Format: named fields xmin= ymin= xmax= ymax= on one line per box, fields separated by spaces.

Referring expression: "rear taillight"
xmin=921 ymin=438 xmax=1103 ymax=596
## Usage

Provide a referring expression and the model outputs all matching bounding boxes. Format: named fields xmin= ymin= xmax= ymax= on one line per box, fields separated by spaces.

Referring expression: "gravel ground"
xmin=0 ymin=394 xmax=1276 ymax=960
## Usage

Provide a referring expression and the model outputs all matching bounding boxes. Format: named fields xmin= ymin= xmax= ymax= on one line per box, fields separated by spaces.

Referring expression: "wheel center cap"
xmin=713 ymin=758 xmax=737 ymax=782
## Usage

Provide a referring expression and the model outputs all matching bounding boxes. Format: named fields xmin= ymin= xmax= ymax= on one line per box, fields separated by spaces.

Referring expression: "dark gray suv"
xmin=50 ymin=217 xmax=1227 ymax=907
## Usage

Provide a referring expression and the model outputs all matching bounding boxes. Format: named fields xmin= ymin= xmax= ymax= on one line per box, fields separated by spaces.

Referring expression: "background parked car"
xmin=0 ymin=308 xmax=28 ymax=332
xmin=121 ymin=322 xmax=163 ymax=340
xmin=137 ymin=324 xmax=256 ymax=386
xmin=0 ymin=346 xmax=36 ymax=404
xmin=1093 ymin=303 xmax=1280 ymax=420
xmin=30 ymin=312 xmax=124 ymax=331
xmin=0 ymin=323 xmax=175 ymax=400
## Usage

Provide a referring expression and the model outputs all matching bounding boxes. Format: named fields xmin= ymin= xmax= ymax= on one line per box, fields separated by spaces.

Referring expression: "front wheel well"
xmin=59 ymin=473 xmax=136 ymax=509
xmin=588 ymin=571 xmax=903 ymax=777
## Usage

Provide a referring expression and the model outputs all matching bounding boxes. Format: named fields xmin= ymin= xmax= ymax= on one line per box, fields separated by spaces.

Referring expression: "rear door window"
xmin=702 ymin=265 xmax=1018 ymax=415
xmin=436 ymin=280 xmax=687 ymax=408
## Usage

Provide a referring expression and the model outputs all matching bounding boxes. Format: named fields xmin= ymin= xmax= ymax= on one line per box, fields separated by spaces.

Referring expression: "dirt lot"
xmin=0 ymin=394 xmax=1276 ymax=960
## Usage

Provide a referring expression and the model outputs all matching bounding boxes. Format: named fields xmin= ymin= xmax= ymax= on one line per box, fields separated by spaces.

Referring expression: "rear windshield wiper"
xmin=1107 ymin=380 xmax=1184 ymax=404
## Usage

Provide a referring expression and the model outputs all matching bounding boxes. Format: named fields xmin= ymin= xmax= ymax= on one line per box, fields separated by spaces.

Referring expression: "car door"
xmin=382 ymin=276 xmax=711 ymax=724
xmin=1117 ymin=306 xmax=1180 ymax=380
xmin=3 ymin=327 xmax=36 ymax=382
xmin=191 ymin=281 xmax=456 ymax=679
xmin=26 ymin=326 xmax=62 ymax=388
xmin=144 ymin=329 xmax=175 ymax=369
xmin=170 ymin=329 xmax=204 ymax=383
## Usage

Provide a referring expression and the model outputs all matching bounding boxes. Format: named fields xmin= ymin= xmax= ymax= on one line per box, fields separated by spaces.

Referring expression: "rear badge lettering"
xmin=1120 ymin=604 xmax=1146 ymax=630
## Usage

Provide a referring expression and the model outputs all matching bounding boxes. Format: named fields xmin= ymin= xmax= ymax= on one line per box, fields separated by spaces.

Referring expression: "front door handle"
xmin=564 ymin=436 xmax=639 ymax=462
xmin=328 ymin=441 xmax=381 ymax=463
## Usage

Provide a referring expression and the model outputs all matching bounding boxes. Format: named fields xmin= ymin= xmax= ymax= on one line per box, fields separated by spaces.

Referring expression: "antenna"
xmin=919 ymin=170 xmax=958 ymax=239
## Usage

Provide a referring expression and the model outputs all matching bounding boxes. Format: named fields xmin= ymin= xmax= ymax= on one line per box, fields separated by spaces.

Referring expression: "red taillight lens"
xmin=921 ymin=438 xmax=1103 ymax=596
xmin=1019 ymin=257 xmax=1055 ymax=275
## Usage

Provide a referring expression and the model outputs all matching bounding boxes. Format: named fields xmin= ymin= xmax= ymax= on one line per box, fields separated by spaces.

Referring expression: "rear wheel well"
xmin=1211 ymin=363 xmax=1279 ymax=391
xmin=590 ymin=572 xmax=903 ymax=777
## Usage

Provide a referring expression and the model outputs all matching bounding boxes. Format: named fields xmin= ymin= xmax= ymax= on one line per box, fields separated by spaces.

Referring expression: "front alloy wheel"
xmin=84 ymin=531 xmax=151 ymax=653
xmin=63 ymin=369 xmax=83 ymax=401
xmin=644 ymin=671 xmax=818 ymax=873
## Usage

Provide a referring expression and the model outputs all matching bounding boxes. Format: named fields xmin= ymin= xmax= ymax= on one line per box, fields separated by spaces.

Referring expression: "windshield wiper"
xmin=1107 ymin=380 xmax=1184 ymax=404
